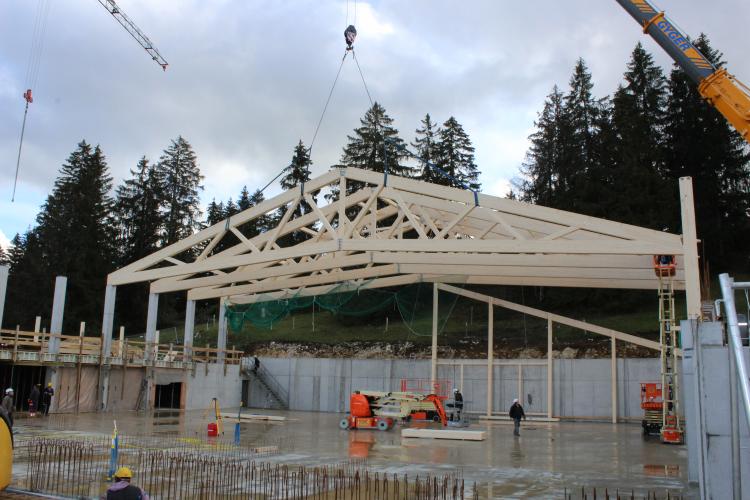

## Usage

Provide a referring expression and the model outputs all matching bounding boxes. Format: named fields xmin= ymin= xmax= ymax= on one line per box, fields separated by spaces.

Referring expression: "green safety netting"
xmin=224 ymin=282 xmax=460 ymax=336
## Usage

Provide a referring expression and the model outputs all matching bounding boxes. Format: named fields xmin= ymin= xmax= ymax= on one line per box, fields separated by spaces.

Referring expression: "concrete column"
xmin=679 ymin=177 xmax=701 ymax=319
xmin=119 ymin=327 xmax=125 ymax=356
xmin=49 ymin=276 xmax=67 ymax=354
xmin=184 ymin=299 xmax=196 ymax=360
xmin=517 ymin=364 xmax=523 ymax=403
xmin=145 ymin=292 xmax=159 ymax=361
xmin=487 ymin=301 xmax=494 ymax=417
xmin=0 ymin=265 xmax=8 ymax=329
xmin=45 ymin=277 xmax=65 ymax=412
xmin=33 ymin=316 xmax=41 ymax=342
xmin=101 ymin=285 xmax=116 ymax=358
xmin=217 ymin=297 xmax=227 ymax=363
xmin=430 ymin=283 xmax=438 ymax=388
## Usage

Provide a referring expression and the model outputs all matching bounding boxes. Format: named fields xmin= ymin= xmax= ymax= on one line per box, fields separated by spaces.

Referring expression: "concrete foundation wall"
xmin=682 ymin=320 xmax=750 ymax=499
xmin=107 ymin=367 xmax=145 ymax=412
xmin=184 ymin=363 xmax=242 ymax=411
xmin=247 ymin=357 xmax=661 ymax=419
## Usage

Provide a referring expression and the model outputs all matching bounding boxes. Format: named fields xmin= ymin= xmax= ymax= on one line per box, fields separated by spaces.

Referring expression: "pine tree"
xmin=205 ymin=199 xmax=225 ymax=226
xmin=281 ymin=140 xmax=313 ymax=192
xmin=517 ymin=86 xmax=566 ymax=206
xmin=664 ymin=34 xmax=750 ymax=266
xmin=340 ymin=103 xmax=412 ymax=180
xmin=557 ymin=58 xmax=608 ymax=212
xmin=156 ymin=136 xmax=204 ymax=246
xmin=278 ymin=140 xmax=314 ymax=246
xmin=436 ymin=117 xmax=481 ymax=191
xmin=411 ymin=114 xmax=441 ymax=183
xmin=34 ymin=141 xmax=115 ymax=332
xmin=114 ymin=156 xmax=164 ymax=265
xmin=608 ymin=43 xmax=671 ymax=228
xmin=237 ymin=186 xmax=252 ymax=212
xmin=246 ymin=189 xmax=270 ymax=238
xmin=224 ymin=198 xmax=239 ymax=219
xmin=3 ymin=231 xmax=51 ymax=329
xmin=0 ymin=245 xmax=8 ymax=266
xmin=232 ymin=189 xmax=271 ymax=243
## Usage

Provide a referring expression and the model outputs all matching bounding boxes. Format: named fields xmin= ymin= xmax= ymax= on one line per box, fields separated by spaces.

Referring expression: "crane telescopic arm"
xmin=96 ymin=0 xmax=168 ymax=70
xmin=616 ymin=0 xmax=750 ymax=142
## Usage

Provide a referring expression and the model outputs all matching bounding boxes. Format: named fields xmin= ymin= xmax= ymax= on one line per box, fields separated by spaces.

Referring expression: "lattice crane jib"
xmin=96 ymin=0 xmax=168 ymax=70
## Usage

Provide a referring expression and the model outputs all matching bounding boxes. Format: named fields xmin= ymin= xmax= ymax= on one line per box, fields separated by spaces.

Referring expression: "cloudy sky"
xmin=1 ymin=0 xmax=748 ymax=250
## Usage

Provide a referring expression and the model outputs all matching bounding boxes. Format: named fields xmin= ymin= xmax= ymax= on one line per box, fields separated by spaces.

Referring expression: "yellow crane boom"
xmin=616 ymin=0 xmax=750 ymax=142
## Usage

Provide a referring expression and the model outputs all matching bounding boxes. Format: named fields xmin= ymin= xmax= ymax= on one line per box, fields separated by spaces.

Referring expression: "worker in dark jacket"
xmin=450 ymin=388 xmax=464 ymax=421
xmin=2 ymin=389 xmax=14 ymax=427
xmin=104 ymin=467 xmax=149 ymax=500
xmin=42 ymin=383 xmax=54 ymax=415
xmin=28 ymin=384 xmax=40 ymax=417
xmin=509 ymin=398 xmax=526 ymax=436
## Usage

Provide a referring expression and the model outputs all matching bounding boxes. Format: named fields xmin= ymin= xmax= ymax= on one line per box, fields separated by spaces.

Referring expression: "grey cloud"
xmin=1 ymin=0 xmax=748 ymax=221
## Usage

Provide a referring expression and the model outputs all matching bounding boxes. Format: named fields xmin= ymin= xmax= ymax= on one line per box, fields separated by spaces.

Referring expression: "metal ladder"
xmin=658 ymin=274 xmax=683 ymax=443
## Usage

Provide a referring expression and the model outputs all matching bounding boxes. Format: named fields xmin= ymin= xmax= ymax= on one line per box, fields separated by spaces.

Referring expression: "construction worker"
xmin=105 ymin=466 xmax=149 ymax=500
xmin=42 ymin=383 xmax=54 ymax=415
xmin=28 ymin=383 xmax=40 ymax=417
xmin=448 ymin=388 xmax=464 ymax=421
xmin=2 ymin=389 xmax=14 ymax=427
xmin=509 ymin=398 xmax=526 ymax=436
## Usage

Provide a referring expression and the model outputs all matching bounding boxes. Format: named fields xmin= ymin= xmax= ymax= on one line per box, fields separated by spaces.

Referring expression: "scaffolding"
xmin=657 ymin=264 xmax=683 ymax=443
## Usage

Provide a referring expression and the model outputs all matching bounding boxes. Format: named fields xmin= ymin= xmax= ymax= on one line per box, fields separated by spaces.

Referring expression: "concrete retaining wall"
xmin=246 ymin=357 xmax=661 ymax=419
xmin=184 ymin=363 xmax=242 ymax=410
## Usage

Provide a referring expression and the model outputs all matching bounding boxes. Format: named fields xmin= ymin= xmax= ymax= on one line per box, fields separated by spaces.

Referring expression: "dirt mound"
xmin=248 ymin=341 xmax=656 ymax=359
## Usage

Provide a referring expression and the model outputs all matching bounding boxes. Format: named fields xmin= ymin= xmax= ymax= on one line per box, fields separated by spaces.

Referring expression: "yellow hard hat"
xmin=47 ymin=383 xmax=52 ymax=387
xmin=114 ymin=467 xmax=133 ymax=479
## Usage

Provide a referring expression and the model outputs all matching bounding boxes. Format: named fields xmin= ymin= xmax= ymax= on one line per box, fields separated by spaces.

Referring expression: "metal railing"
xmin=0 ymin=328 xmax=242 ymax=366
xmin=241 ymin=357 xmax=289 ymax=409
xmin=719 ymin=273 xmax=750 ymax=434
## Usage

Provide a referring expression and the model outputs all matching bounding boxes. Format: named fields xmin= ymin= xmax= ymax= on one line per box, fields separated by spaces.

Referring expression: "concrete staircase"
xmin=241 ymin=358 xmax=289 ymax=410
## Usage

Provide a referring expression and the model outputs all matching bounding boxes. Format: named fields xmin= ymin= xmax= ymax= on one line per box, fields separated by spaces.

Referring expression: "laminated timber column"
xmin=547 ymin=318 xmax=553 ymax=419
xmin=430 ymin=283 xmax=438 ymax=388
xmin=145 ymin=292 xmax=159 ymax=362
xmin=0 ymin=265 xmax=8 ymax=329
xmin=611 ymin=337 xmax=617 ymax=424
xmin=679 ymin=177 xmax=701 ymax=320
xmin=184 ymin=299 xmax=196 ymax=361
xmin=217 ymin=297 xmax=227 ymax=364
xmin=487 ymin=300 xmax=494 ymax=417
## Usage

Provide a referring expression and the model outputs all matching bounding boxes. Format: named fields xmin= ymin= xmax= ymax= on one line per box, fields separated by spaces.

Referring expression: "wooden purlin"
xmin=107 ymin=167 xmax=689 ymax=302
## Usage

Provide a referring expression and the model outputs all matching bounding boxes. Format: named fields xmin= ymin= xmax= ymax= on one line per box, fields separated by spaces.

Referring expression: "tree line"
xmin=514 ymin=36 xmax=750 ymax=273
xmin=2 ymin=35 xmax=747 ymax=337
xmin=0 ymin=110 xmax=480 ymax=334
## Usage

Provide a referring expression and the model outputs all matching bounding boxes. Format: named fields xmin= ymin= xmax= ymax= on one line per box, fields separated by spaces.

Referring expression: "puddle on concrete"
xmin=10 ymin=409 xmax=696 ymax=498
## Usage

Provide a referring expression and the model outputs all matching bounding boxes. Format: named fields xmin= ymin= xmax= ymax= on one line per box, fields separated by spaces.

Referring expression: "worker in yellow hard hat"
xmin=105 ymin=466 xmax=150 ymax=499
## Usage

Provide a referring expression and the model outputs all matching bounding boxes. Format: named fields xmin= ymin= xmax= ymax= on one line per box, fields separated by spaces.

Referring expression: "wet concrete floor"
xmin=11 ymin=409 xmax=693 ymax=498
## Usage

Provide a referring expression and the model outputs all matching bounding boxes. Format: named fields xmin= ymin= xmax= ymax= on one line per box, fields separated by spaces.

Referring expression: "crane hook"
xmin=344 ymin=25 xmax=357 ymax=51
